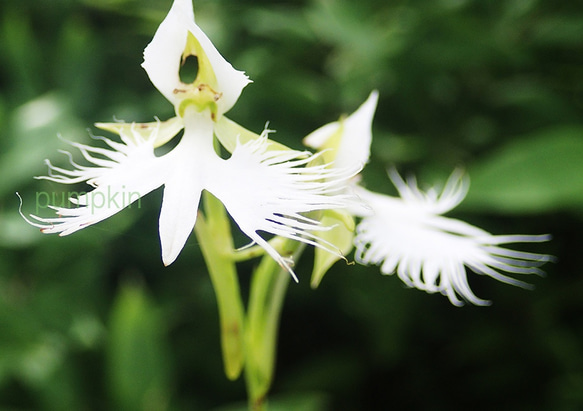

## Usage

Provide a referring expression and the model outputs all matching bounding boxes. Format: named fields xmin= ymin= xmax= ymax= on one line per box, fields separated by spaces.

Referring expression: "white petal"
xmin=158 ymin=169 xmax=203 ymax=266
xmin=304 ymin=90 xmax=378 ymax=170
xmin=142 ymin=0 xmax=191 ymax=104
xmin=302 ymin=122 xmax=341 ymax=150
xmin=26 ymin=127 xmax=167 ymax=236
xmin=186 ymin=23 xmax=251 ymax=115
xmin=158 ymin=109 xmax=213 ymax=265
xmin=208 ymin=132 xmax=361 ymax=280
xmin=353 ymin=171 xmax=551 ymax=306
xmin=142 ymin=0 xmax=250 ymax=115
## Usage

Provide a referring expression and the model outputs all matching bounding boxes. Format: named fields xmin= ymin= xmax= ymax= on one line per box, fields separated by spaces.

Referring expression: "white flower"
xmin=353 ymin=170 xmax=551 ymax=306
xmin=305 ymin=91 xmax=551 ymax=305
xmin=22 ymin=0 xmax=360 ymax=279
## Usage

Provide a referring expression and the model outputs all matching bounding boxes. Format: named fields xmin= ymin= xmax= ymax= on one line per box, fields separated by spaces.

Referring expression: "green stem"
xmin=231 ymin=244 xmax=267 ymax=262
xmin=245 ymin=239 xmax=305 ymax=410
xmin=231 ymin=236 xmax=296 ymax=262
xmin=194 ymin=191 xmax=245 ymax=380
xmin=194 ymin=183 xmax=308 ymax=410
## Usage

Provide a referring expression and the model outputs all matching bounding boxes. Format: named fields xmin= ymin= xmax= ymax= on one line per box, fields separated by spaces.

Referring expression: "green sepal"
xmin=94 ymin=116 xmax=183 ymax=148
xmin=310 ymin=208 xmax=355 ymax=288
xmin=214 ymin=116 xmax=292 ymax=154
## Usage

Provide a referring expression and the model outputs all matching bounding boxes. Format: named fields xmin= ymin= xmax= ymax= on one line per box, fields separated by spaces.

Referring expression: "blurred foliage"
xmin=0 ymin=0 xmax=582 ymax=409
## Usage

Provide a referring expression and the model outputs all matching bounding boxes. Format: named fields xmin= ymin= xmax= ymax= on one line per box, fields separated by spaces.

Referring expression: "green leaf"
xmin=107 ymin=284 xmax=171 ymax=411
xmin=0 ymin=93 xmax=84 ymax=196
xmin=464 ymin=126 xmax=583 ymax=213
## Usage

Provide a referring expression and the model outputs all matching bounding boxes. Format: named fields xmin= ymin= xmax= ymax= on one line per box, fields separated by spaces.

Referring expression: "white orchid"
xmin=305 ymin=92 xmax=551 ymax=305
xmin=22 ymin=0 xmax=360 ymax=278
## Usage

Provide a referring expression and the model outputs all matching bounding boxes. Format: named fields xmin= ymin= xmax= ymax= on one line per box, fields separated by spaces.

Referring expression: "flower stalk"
xmin=196 ymin=189 xmax=304 ymax=409
xmin=245 ymin=239 xmax=301 ymax=410
xmin=194 ymin=191 xmax=245 ymax=380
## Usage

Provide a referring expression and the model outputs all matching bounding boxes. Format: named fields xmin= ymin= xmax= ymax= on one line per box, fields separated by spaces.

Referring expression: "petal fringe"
xmin=210 ymin=132 xmax=363 ymax=280
xmin=354 ymin=170 xmax=552 ymax=306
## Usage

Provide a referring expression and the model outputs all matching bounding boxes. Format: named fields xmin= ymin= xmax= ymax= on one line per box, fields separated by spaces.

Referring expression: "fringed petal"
xmin=24 ymin=126 xmax=167 ymax=236
xmin=354 ymin=170 xmax=552 ymax=306
xmin=209 ymin=131 xmax=362 ymax=280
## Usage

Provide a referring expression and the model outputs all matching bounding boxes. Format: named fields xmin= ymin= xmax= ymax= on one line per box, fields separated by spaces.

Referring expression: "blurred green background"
xmin=1 ymin=0 xmax=582 ymax=409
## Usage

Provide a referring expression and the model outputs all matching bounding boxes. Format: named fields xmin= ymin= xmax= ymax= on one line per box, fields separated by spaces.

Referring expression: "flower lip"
xmin=206 ymin=128 xmax=365 ymax=281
